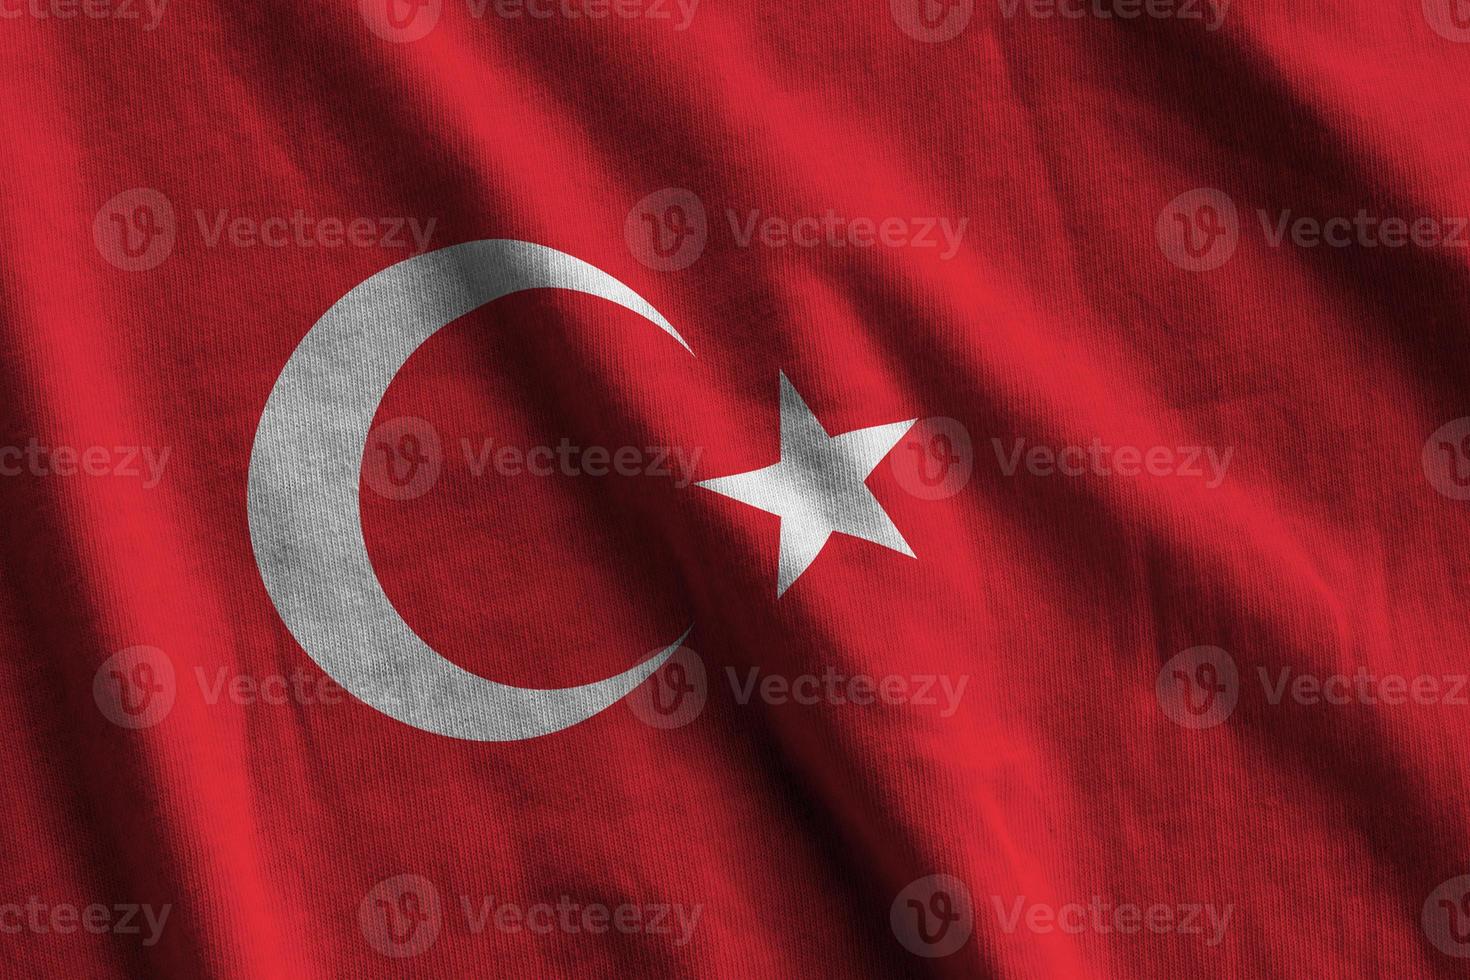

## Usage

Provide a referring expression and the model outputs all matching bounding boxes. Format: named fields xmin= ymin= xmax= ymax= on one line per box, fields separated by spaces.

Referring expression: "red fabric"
xmin=4 ymin=1 xmax=1470 ymax=977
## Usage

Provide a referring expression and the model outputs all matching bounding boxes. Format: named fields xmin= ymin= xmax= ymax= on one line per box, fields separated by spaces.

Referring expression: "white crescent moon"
xmin=248 ymin=239 xmax=694 ymax=741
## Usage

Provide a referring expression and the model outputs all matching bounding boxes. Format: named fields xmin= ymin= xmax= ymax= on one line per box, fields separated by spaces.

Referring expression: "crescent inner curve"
xmin=247 ymin=239 xmax=694 ymax=741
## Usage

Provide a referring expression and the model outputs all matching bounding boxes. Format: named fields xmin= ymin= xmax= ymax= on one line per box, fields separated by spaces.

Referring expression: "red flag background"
xmin=4 ymin=0 xmax=1470 ymax=976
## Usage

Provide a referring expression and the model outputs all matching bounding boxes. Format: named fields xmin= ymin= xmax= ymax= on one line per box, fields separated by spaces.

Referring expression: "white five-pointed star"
xmin=697 ymin=373 xmax=918 ymax=597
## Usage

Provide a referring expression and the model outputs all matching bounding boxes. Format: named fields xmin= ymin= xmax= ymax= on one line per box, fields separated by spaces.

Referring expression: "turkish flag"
xmin=5 ymin=1 xmax=1470 ymax=977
